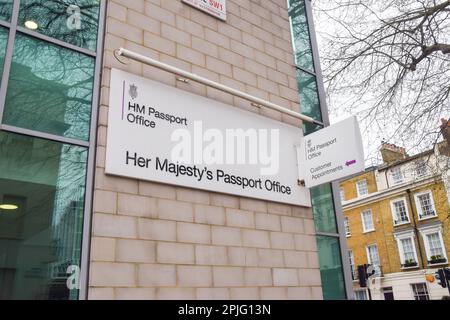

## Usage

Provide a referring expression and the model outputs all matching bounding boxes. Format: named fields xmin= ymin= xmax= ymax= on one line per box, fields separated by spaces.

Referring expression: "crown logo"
xmin=129 ymin=83 xmax=138 ymax=100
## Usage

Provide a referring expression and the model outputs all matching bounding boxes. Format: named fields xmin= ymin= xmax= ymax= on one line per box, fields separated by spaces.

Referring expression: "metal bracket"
xmin=176 ymin=77 xmax=190 ymax=83
xmin=115 ymin=48 xmax=324 ymax=126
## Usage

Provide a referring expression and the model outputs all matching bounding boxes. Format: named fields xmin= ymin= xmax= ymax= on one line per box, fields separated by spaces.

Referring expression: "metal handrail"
xmin=115 ymin=48 xmax=324 ymax=126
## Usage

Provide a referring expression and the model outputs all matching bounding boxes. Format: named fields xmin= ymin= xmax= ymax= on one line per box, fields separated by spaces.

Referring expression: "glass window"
xmin=354 ymin=290 xmax=367 ymax=300
xmin=415 ymin=191 xmax=436 ymax=219
xmin=348 ymin=250 xmax=356 ymax=280
xmin=339 ymin=187 xmax=345 ymax=202
xmin=0 ymin=131 xmax=87 ymax=300
xmin=411 ymin=283 xmax=429 ymax=300
xmin=391 ymin=167 xmax=403 ymax=184
xmin=288 ymin=0 xmax=314 ymax=72
xmin=356 ymin=179 xmax=368 ymax=197
xmin=297 ymin=70 xmax=323 ymax=135
xmin=361 ymin=209 xmax=374 ymax=232
xmin=0 ymin=26 xmax=7 ymax=78
xmin=0 ymin=0 xmax=13 ymax=22
xmin=18 ymin=0 xmax=100 ymax=51
xmin=310 ymin=184 xmax=337 ymax=233
xmin=317 ymin=236 xmax=346 ymax=300
xmin=400 ymin=238 xmax=416 ymax=266
xmin=391 ymin=199 xmax=409 ymax=225
xmin=426 ymin=233 xmax=445 ymax=262
xmin=366 ymin=245 xmax=381 ymax=275
xmin=416 ymin=160 xmax=428 ymax=177
xmin=344 ymin=217 xmax=351 ymax=237
xmin=382 ymin=287 xmax=394 ymax=300
xmin=3 ymin=33 xmax=95 ymax=141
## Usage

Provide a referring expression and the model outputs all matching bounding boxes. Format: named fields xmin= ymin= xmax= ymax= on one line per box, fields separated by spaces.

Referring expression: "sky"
xmin=311 ymin=6 xmax=386 ymax=167
xmin=310 ymin=1 xmax=449 ymax=168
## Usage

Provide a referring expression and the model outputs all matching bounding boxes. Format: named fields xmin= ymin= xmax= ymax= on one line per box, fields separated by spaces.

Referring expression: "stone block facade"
xmin=89 ymin=0 xmax=322 ymax=300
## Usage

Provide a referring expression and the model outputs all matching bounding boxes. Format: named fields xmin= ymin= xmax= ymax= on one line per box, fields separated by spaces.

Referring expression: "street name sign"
xmin=105 ymin=69 xmax=311 ymax=207
xmin=182 ymin=0 xmax=226 ymax=21
xmin=297 ymin=116 xmax=365 ymax=188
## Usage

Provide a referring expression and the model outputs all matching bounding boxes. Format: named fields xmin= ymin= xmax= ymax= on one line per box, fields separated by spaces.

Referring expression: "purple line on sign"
xmin=346 ymin=160 xmax=357 ymax=167
xmin=122 ymin=81 xmax=125 ymax=120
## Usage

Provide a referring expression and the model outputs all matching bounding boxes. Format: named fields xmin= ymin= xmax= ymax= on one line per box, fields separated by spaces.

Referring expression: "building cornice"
xmin=342 ymin=175 xmax=442 ymax=211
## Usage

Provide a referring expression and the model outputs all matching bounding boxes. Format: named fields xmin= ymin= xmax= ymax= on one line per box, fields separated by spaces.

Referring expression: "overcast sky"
xmin=311 ymin=7 xmax=384 ymax=167
xmin=310 ymin=2 xmax=448 ymax=167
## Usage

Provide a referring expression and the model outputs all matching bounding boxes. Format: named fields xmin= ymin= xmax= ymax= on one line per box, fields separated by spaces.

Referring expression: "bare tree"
xmin=312 ymin=0 xmax=450 ymax=161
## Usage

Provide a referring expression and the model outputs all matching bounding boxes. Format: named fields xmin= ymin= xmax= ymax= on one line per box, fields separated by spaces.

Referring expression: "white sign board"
xmin=106 ymin=69 xmax=311 ymax=207
xmin=182 ymin=0 xmax=226 ymax=21
xmin=297 ymin=117 xmax=365 ymax=188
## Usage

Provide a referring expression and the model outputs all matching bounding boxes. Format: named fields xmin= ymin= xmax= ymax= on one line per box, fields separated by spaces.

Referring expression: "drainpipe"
xmin=406 ymin=189 xmax=426 ymax=267
xmin=385 ymin=169 xmax=390 ymax=189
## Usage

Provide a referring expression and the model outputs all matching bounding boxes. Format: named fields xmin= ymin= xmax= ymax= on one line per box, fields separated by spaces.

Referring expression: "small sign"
xmin=182 ymin=0 xmax=226 ymax=21
xmin=297 ymin=117 xmax=365 ymax=188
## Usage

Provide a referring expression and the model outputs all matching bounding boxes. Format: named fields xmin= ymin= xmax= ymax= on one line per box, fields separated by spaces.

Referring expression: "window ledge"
xmin=363 ymin=229 xmax=375 ymax=234
xmin=394 ymin=221 xmax=410 ymax=227
xmin=427 ymin=261 xmax=448 ymax=267
xmin=418 ymin=215 xmax=438 ymax=222
xmin=401 ymin=265 xmax=419 ymax=270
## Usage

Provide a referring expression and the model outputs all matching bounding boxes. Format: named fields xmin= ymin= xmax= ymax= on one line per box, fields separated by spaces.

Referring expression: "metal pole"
xmin=446 ymin=268 xmax=450 ymax=295
xmin=116 ymin=48 xmax=324 ymax=126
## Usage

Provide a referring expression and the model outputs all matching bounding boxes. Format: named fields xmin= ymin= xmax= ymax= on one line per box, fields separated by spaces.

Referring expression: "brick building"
xmin=0 ymin=0 xmax=350 ymax=300
xmin=340 ymin=140 xmax=450 ymax=300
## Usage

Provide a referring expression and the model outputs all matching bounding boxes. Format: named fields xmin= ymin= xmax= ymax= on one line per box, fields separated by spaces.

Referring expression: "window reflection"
xmin=297 ymin=70 xmax=323 ymax=134
xmin=0 ymin=27 xmax=7 ymax=78
xmin=288 ymin=0 xmax=315 ymax=72
xmin=0 ymin=131 xmax=87 ymax=300
xmin=18 ymin=0 xmax=100 ymax=51
xmin=311 ymin=184 xmax=338 ymax=233
xmin=317 ymin=236 xmax=346 ymax=300
xmin=0 ymin=0 xmax=13 ymax=22
xmin=3 ymin=34 xmax=95 ymax=141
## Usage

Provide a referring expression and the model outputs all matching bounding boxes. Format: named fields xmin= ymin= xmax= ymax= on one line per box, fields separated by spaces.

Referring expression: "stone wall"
xmin=89 ymin=0 xmax=322 ymax=300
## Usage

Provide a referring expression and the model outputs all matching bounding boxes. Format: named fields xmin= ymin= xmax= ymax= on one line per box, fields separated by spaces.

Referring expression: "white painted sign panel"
xmin=297 ymin=117 xmax=365 ymax=188
xmin=182 ymin=0 xmax=226 ymax=21
xmin=106 ymin=69 xmax=311 ymax=207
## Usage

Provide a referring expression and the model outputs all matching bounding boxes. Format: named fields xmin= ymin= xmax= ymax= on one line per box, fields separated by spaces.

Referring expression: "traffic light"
xmin=435 ymin=269 xmax=447 ymax=288
xmin=444 ymin=268 xmax=450 ymax=281
xmin=366 ymin=264 xmax=376 ymax=279
xmin=357 ymin=265 xmax=367 ymax=288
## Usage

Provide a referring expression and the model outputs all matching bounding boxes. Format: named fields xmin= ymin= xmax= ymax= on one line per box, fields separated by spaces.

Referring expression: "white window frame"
xmin=390 ymin=197 xmax=410 ymax=226
xmin=414 ymin=190 xmax=437 ymax=221
xmin=366 ymin=244 xmax=381 ymax=275
xmin=393 ymin=230 xmax=419 ymax=269
xmin=361 ymin=209 xmax=375 ymax=233
xmin=348 ymin=250 xmax=356 ymax=280
xmin=356 ymin=179 xmax=368 ymax=197
xmin=415 ymin=160 xmax=428 ymax=178
xmin=418 ymin=225 xmax=448 ymax=265
xmin=354 ymin=290 xmax=368 ymax=300
xmin=391 ymin=167 xmax=403 ymax=184
xmin=344 ymin=217 xmax=351 ymax=237
xmin=411 ymin=283 xmax=430 ymax=300
xmin=340 ymin=187 xmax=345 ymax=202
